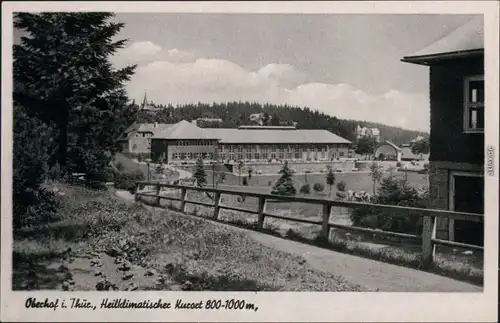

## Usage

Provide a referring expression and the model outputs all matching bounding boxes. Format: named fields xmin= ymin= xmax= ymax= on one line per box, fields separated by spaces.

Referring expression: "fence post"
xmin=320 ymin=203 xmax=332 ymax=240
xmin=421 ymin=215 xmax=436 ymax=269
xmin=213 ymin=192 xmax=221 ymax=220
xmin=155 ymin=183 xmax=161 ymax=206
xmin=257 ymin=196 xmax=267 ymax=230
xmin=180 ymin=187 xmax=187 ymax=213
xmin=134 ymin=182 xmax=140 ymax=201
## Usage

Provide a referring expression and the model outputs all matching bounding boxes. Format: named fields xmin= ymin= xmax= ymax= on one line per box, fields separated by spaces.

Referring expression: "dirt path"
xmin=116 ymin=190 xmax=481 ymax=292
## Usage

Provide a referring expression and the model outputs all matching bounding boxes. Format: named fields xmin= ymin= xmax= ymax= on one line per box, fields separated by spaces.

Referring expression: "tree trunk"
xmin=329 ymin=185 xmax=332 ymax=197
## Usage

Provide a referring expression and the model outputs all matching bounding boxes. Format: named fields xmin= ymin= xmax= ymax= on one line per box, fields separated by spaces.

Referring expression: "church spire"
xmin=141 ymin=92 xmax=148 ymax=109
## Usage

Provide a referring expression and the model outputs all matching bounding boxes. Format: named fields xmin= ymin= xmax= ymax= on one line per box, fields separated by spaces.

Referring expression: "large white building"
xmin=119 ymin=120 xmax=351 ymax=164
xmin=356 ymin=125 xmax=381 ymax=142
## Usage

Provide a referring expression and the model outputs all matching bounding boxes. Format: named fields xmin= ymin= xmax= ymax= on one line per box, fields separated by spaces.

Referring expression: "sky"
xmin=15 ymin=13 xmax=480 ymax=131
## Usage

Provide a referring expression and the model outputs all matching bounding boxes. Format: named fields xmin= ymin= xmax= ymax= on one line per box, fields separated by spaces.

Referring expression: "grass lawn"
xmin=12 ymin=182 xmax=366 ymax=291
xmin=152 ymin=188 xmax=483 ymax=286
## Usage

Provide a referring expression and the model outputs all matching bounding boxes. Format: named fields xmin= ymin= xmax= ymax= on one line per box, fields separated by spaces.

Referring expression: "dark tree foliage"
xmin=193 ymin=157 xmax=207 ymax=187
xmin=13 ymin=106 xmax=58 ymax=229
xmin=13 ymin=12 xmax=137 ymax=176
xmin=271 ymin=161 xmax=296 ymax=196
xmin=411 ymin=137 xmax=430 ymax=155
xmin=355 ymin=136 xmax=378 ymax=156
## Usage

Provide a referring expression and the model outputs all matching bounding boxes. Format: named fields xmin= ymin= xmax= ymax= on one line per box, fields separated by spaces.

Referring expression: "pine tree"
xmin=271 ymin=161 xmax=296 ymax=196
xmin=193 ymin=157 xmax=207 ymax=187
xmin=13 ymin=13 xmax=137 ymax=176
xmin=326 ymin=167 xmax=336 ymax=197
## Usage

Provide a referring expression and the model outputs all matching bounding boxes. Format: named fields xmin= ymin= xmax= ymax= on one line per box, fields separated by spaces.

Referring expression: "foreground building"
xmin=402 ymin=17 xmax=484 ymax=245
xmin=149 ymin=120 xmax=351 ymax=164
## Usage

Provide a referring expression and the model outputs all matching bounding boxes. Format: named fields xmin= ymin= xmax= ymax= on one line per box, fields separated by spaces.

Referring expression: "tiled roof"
xmin=402 ymin=17 xmax=483 ymax=64
xmin=118 ymin=122 xmax=173 ymax=141
xmin=379 ymin=140 xmax=402 ymax=151
xmin=152 ymin=120 xmax=351 ymax=144
xmin=153 ymin=120 xmax=219 ymax=140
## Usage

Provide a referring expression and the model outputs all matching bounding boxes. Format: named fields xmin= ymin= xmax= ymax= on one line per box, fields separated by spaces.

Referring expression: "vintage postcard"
xmin=1 ymin=1 xmax=498 ymax=322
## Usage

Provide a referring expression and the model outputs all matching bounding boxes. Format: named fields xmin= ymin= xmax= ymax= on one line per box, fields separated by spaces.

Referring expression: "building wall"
xmin=429 ymin=57 xmax=484 ymax=164
xmin=217 ymin=143 xmax=349 ymax=163
xmin=127 ymin=131 xmax=154 ymax=154
xmin=428 ymin=56 xmax=484 ymax=241
xmin=428 ymin=161 xmax=483 ymax=240
xmin=151 ymin=140 xmax=349 ymax=164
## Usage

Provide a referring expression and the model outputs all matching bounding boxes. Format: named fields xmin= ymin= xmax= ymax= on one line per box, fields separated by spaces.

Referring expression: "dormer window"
xmin=464 ymin=75 xmax=484 ymax=133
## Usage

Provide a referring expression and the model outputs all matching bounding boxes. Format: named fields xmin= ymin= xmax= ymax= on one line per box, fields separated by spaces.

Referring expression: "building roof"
xmin=238 ymin=125 xmax=296 ymax=130
xmin=401 ymin=146 xmax=418 ymax=160
xmin=402 ymin=17 xmax=483 ymax=65
xmin=152 ymin=120 xmax=351 ymax=144
xmin=153 ymin=120 xmax=219 ymax=140
xmin=205 ymin=128 xmax=351 ymax=144
xmin=378 ymin=140 xmax=402 ymax=151
xmin=118 ymin=122 xmax=173 ymax=141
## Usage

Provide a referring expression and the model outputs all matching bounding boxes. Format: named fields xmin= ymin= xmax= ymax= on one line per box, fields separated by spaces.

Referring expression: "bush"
xmin=313 ymin=183 xmax=324 ymax=192
xmin=300 ymin=184 xmax=311 ymax=194
xmin=336 ymin=180 xmax=347 ymax=192
xmin=242 ymin=177 xmax=248 ymax=186
xmin=47 ymin=163 xmax=62 ymax=181
xmin=115 ymin=162 xmax=124 ymax=172
xmin=13 ymin=106 xmax=58 ymax=230
xmin=349 ymin=176 xmax=429 ymax=235
xmin=396 ymin=162 xmax=402 ymax=167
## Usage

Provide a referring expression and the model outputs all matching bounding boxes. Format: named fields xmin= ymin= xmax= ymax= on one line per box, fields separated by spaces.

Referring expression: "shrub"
xmin=336 ymin=180 xmax=347 ymax=192
xmin=13 ymin=106 xmax=58 ymax=230
xmin=242 ymin=177 xmax=248 ymax=186
xmin=349 ymin=176 xmax=429 ymax=235
xmin=396 ymin=162 xmax=402 ymax=167
xmin=115 ymin=162 xmax=124 ymax=172
xmin=47 ymin=163 xmax=62 ymax=181
xmin=300 ymin=184 xmax=311 ymax=194
xmin=313 ymin=183 xmax=324 ymax=192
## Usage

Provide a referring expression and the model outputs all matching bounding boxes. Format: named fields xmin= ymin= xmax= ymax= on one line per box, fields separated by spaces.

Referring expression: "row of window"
xmin=221 ymin=144 xmax=333 ymax=153
xmin=176 ymin=140 xmax=215 ymax=147
xmin=171 ymin=151 xmax=344 ymax=161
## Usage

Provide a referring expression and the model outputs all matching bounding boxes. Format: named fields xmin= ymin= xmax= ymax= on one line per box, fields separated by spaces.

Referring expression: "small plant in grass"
xmin=300 ymin=184 xmax=311 ymax=194
xmin=369 ymin=162 xmax=384 ymax=195
xmin=325 ymin=167 xmax=336 ymax=197
xmin=271 ymin=161 xmax=296 ymax=196
xmin=336 ymin=180 xmax=347 ymax=199
xmin=193 ymin=157 xmax=207 ymax=187
xmin=337 ymin=180 xmax=347 ymax=192
xmin=313 ymin=183 xmax=324 ymax=193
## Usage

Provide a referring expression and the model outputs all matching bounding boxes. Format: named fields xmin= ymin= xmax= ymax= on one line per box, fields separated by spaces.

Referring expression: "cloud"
xmin=114 ymin=41 xmax=429 ymax=131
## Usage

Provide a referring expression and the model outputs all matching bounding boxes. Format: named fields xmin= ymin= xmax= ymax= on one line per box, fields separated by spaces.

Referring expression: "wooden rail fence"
xmin=134 ymin=181 xmax=484 ymax=269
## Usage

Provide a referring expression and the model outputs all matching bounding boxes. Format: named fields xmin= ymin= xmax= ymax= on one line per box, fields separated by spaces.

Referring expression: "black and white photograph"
xmin=1 ymin=1 xmax=498 ymax=322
